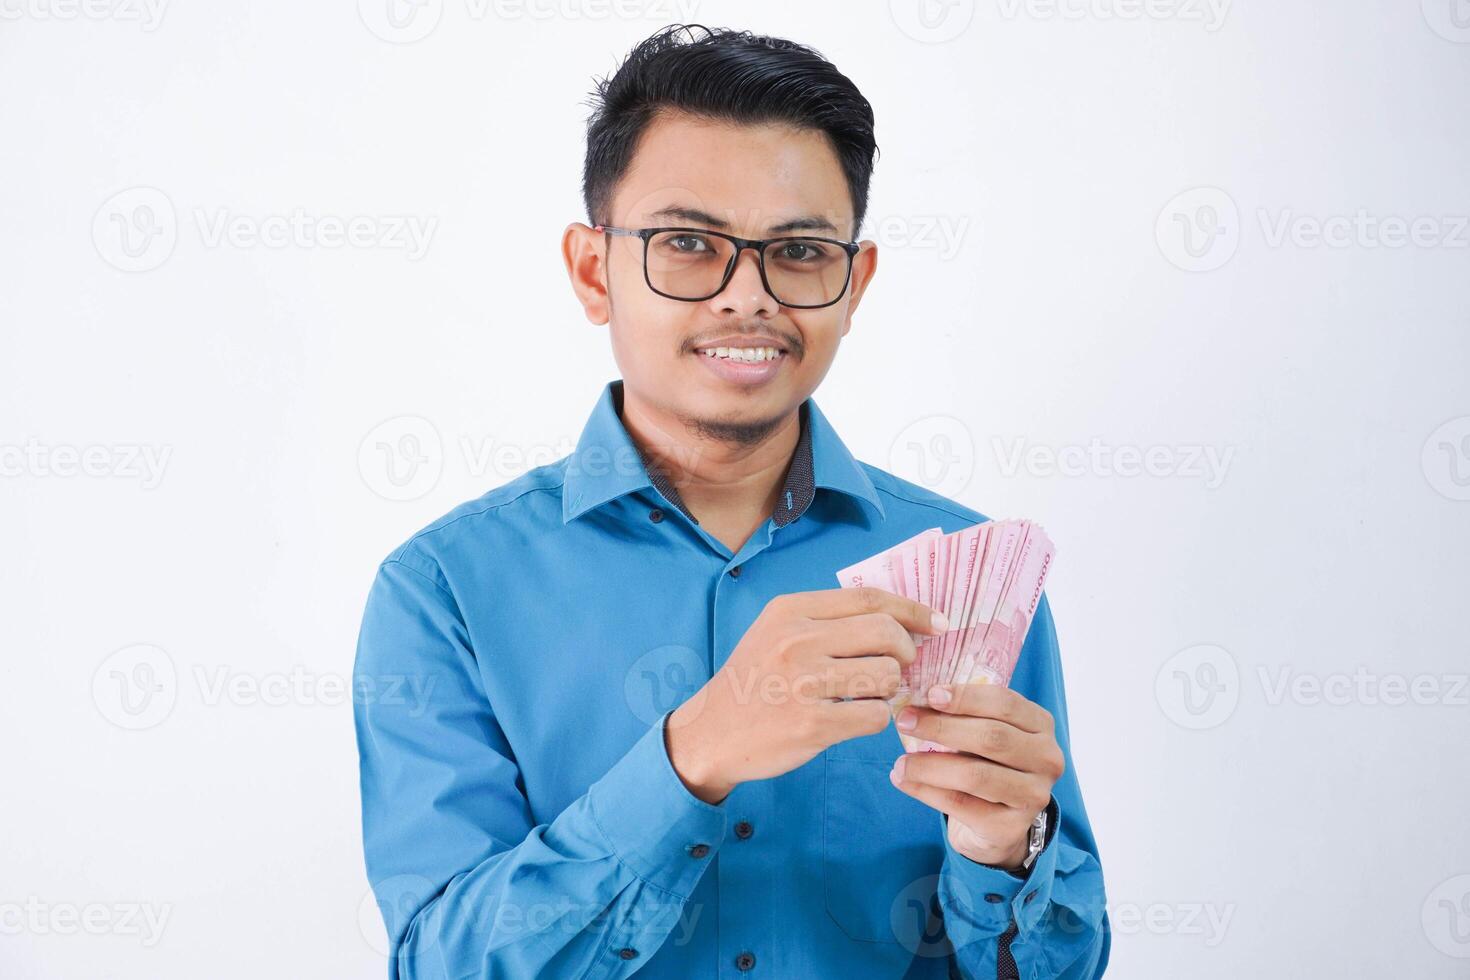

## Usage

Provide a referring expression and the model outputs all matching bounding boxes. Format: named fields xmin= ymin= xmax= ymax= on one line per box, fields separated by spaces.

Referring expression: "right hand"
xmin=665 ymin=587 xmax=947 ymax=804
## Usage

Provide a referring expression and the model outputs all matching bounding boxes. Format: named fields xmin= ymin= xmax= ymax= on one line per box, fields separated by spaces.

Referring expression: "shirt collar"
xmin=561 ymin=379 xmax=885 ymax=527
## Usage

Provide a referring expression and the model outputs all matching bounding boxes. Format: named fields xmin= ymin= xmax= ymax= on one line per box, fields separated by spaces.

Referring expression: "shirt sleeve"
xmin=933 ymin=591 xmax=1111 ymax=980
xmin=352 ymin=554 xmax=728 ymax=979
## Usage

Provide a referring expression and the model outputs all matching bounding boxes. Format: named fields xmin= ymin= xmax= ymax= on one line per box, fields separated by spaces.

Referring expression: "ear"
xmin=839 ymin=240 xmax=879 ymax=337
xmin=562 ymin=222 xmax=610 ymax=325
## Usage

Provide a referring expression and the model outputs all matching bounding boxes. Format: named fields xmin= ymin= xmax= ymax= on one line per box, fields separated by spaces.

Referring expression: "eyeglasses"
xmin=594 ymin=224 xmax=861 ymax=310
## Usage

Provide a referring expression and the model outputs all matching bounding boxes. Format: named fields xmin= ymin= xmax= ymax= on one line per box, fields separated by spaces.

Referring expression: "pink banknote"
xmin=834 ymin=519 xmax=1056 ymax=754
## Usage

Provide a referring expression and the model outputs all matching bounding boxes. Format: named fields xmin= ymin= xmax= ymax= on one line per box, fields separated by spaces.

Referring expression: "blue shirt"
xmin=353 ymin=379 xmax=1110 ymax=979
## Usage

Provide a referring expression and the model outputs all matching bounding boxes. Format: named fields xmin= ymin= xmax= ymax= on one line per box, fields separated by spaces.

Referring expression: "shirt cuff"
xmin=587 ymin=708 xmax=729 ymax=899
xmin=938 ymin=796 xmax=1062 ymax=937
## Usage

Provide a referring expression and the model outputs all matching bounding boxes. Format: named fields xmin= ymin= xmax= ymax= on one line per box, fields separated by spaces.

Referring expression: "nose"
xmin=709 ymin=245 xmax=779 ymax=317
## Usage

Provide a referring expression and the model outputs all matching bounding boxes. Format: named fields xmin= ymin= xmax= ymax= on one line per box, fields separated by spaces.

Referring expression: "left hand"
xmin=887 ymin=679 xmax=1065 ymax=869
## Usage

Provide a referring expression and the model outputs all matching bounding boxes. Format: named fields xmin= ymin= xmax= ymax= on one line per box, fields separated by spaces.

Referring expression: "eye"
xmin=777 ymin=240 xmax=827 ymax=262
xmin=668 ymin=234 xmax=711 ymax=253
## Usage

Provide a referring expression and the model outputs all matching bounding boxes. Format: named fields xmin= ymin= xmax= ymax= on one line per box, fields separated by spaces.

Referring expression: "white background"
xmin=3 ymin=1 xmax=1468 ymax=977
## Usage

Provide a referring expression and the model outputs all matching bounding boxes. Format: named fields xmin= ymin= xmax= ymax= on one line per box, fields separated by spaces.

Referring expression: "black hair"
xmin=581 ymin=24 xmax=879 ymax=240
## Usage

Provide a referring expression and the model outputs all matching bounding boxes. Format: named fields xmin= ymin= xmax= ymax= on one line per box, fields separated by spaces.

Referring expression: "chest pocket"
xmin=823 ymin=725 xmax=945 ymax=945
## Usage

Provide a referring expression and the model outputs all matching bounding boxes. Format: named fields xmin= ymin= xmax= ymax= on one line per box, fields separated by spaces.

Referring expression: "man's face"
xmin=564 ymin=110 xmax=877 ymax=447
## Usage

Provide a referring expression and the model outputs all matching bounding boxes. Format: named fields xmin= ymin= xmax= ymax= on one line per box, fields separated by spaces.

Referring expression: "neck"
xmin=617 ymin=382 xmax=801 ymax=527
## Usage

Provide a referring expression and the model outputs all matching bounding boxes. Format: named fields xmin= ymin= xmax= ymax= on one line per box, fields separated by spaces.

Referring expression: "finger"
xmin=926 ymin=679 xmax=1054 ymax=735
xmin=892 ymin=750 xmax=1050 ymax=812
xmin=900 ymin=708 xmax=1052 ymax=773
xmin=794 ymin=586 xmax=947 ymax=637
xmin=824 ymin=654 xmax=904 ymax=701
xmin=804 ymin=612 xmax=919 ymax=668
xmin=822 ymin=695 xmax=894 ymax=743
xmin=889 ymin=764 xmax=1017 ymax=827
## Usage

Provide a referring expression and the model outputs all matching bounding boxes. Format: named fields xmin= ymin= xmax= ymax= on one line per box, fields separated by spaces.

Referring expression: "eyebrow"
xmin=647 ymin=205 xmax=842 ymax=236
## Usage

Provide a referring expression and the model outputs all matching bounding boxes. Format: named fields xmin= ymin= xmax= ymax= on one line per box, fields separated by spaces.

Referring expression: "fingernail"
xmin=890 ymin=756 xmax=906 ymax=782
xmin=928 ymin=685 xmax=952 ymax=706
xmin=930 ymin=611 xmax=948 ymax=632
xmin=897 ymin=707 xmax=917 ymax=731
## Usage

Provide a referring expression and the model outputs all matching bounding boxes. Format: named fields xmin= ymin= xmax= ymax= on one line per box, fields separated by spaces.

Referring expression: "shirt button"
xmin=729 ymin=565 xmax=741 ymax=578
xmin=618 ymin=947 xmax=638 ymax=960
xmin=735 ymin=951 xmax=756 ymax=970
xmin=984 ymin=893 xmax=1005 ymax=904
xmin=1024 ymin=890 xmax=1038 ymax=904
xmin=649 ymin=508 xmax=663 ymax=523
xmin=734 ymin=820 xmax=754 ymax=840
xmin=689 ymin=843 xmax=710 ymax=858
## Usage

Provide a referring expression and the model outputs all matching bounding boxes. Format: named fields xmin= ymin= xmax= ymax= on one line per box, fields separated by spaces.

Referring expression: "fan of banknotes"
xmin=834 ymin=519 xmax=1056 ymax=754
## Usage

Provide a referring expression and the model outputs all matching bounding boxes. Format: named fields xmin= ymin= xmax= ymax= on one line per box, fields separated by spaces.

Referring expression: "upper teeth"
xmin=699 ymin=346 xmax=783 ymax=361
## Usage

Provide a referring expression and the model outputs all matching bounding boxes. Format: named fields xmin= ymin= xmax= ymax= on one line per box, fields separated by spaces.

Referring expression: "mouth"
xmin=691 ymin=344 xmax=788 ymax=363
xmin=689 ymin=342 xmax=790 ymax=387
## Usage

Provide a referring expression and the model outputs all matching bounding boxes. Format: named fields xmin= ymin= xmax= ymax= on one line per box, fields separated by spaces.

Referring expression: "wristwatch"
xmin=1020 ymin=808 xmax=1048 ymax=871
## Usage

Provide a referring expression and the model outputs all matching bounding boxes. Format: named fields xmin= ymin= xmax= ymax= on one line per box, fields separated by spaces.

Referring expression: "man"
xmin=354 ymin=24 xmax=1109 ymax=979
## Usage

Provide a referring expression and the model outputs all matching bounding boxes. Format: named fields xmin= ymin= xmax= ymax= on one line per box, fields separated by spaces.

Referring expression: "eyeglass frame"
xmin=593 ymin=224 xmax=862 ymax=310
